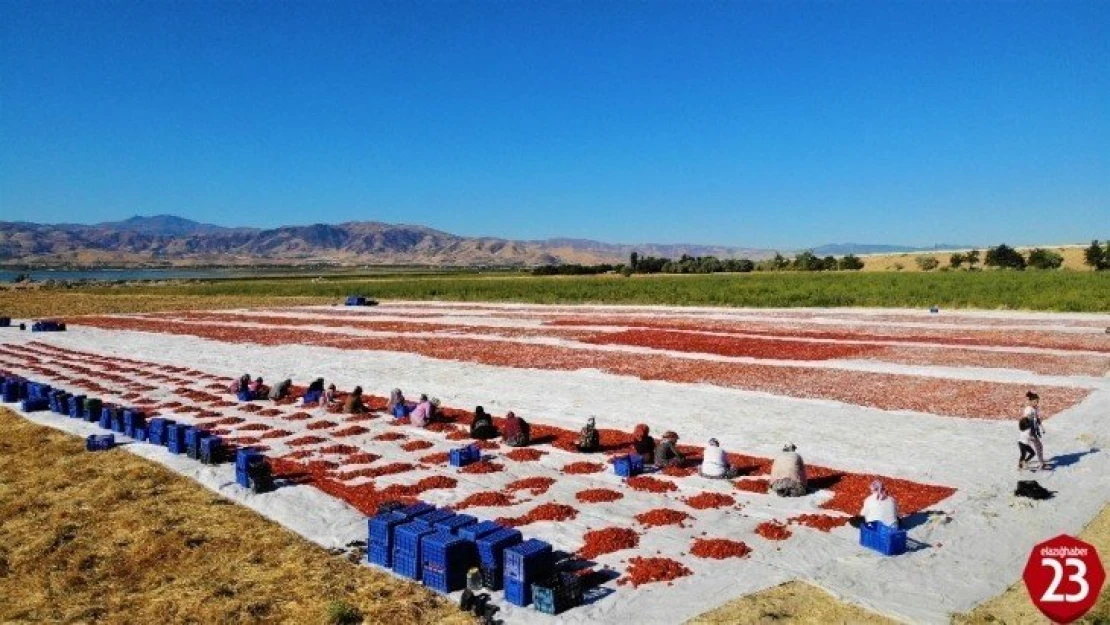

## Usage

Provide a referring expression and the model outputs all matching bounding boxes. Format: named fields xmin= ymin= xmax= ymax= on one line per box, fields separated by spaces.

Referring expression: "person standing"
xmin=1024 ymin=391 xmax=1047 ymax=468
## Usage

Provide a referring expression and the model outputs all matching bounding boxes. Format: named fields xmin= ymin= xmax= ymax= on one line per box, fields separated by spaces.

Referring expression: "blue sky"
xmin=1 ymin=1 xmax=1107 ymax=248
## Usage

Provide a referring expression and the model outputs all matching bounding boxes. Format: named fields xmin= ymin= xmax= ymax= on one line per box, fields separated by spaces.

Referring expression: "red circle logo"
xmin=1023 ymin=534 xmax=1105 ymax=624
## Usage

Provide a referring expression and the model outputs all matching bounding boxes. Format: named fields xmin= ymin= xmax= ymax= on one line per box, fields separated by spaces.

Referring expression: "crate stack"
xmin=503 ymin=539 xmax=554 ymax=607
xmin=449 ymin=443 xmax=482 ymax=468
xmin=123 ymin=409 xmax=147 ymax=440
xmin=185 ymin=427 xmax=210 ymax=460
xmin=48 ymin=390 xmax=69 ymax=414
xmin=392 ymin=520 xmax=437 ymax=581
xmin=421 ymin=531 xmax=475 ymax=593
xmin=859 ymin=522 xmax=907 ymax=556
xmin=110 ymin=409 xmax=127 ymax=434
xmin=367 ymin=510 xmax=408 ymax=568
xmin=98 ymin=405 xmax=115 ymax=430
xmin=235 ymin=448 xmax=273 ymax=493
xmin=147 ymin=417 xmax=174 ymax=446
xmin=19 ymin=384 xmax=48 ymax=411
xmin=67 ymin=394 xmax=86 ymax=419
xmin=200 ymin=436 xmax=224 ymax=464
xmin=2 ymin=376 xmax=27 ymax=403
xmin=30 ymin=320 xmax=66 ymax=332
xmin=475 ymin=527 xmax=523 ymax=591
xmin=167 ymin=423 xmax=189 ymax=454
xmin=532 ymin=572 xmax=584 ymax=615
xmin=83 ymin=398 xmax=103 ymax=423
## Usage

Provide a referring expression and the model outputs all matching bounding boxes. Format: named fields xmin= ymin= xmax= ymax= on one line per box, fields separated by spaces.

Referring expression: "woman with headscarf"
xmin=700 ymin=438 xmax=740 ymax=479
xmin=303 ymin=378 xmax=325 ymax=404
xmin=576 ymin=417 xmax=599 ymax=453
xmin=469 ymin=406 xmax=498 ymax=440
xmin=856 ymin=480 xmax=899 ymax=528
xmin=269 ymin=378 xmax=292 ymax=401
xmin=321 ymin=383 xmax=338 ymax=407
xmin=655 ymin=431 xmax=687 ymax=467
xmin=230 ymin=373 xmax=251 ymax=394
xmin=387 ymin=388 xmax=409 ymax=418
xmin=410 ymin=394 xmax=434 ymax=427
xmin=248 ymin=377 xmax=269 ymax=400
xmin=768 ymin=443 xmax=807 ymax=497
xmin=502 ymin=411 xmax=531 ymax=447
xmin=632 ymin=424 xmax=656 ymax=465
xmin=344 ymin=386 xmax=367 ymax=414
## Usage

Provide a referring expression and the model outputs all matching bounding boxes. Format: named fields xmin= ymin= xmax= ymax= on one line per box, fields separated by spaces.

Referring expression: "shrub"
xmin=949 ymin=253 xmax=964 ymax=269
xmin=1027 ymin=248 xmax=1064 ymax=270
xmin=1085 ymin=240 xmax=1109 ymax=270
xmin=915 ymin=256 xmax=940 ymax=271
xmin=985 ymin=244 xmax=1026 ymax=270
xmin=965 ymin=249 xmax=981 ymax=269
xmin=325 ymin=600 xmax=362 ymax=625
xmin=838 ymin=255 xmax=864 ymax=271
xmin=792 ymin=251 xmax=822 ymax=271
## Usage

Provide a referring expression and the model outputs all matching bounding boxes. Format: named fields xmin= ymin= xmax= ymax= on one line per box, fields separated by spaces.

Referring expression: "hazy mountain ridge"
xmin=0 ymin=216 xmax=780 ymax=267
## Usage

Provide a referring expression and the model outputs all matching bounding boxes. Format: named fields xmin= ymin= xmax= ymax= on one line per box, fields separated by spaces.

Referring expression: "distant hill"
xmin=810 ymin=243 xmax=972 ymax=256
xmin=0 ymin=216 xmax=777 ymax=267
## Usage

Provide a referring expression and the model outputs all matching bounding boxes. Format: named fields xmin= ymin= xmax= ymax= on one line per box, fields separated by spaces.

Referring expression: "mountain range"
xmin=0 ymin=216 xmax=969 ymax=267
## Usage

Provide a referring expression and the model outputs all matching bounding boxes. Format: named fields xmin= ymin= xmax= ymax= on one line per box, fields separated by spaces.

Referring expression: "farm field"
xmin=4 ymin=269 xmax=1107 ymax=313
xmin=1 ymin=301 xmax=1107 ymax=623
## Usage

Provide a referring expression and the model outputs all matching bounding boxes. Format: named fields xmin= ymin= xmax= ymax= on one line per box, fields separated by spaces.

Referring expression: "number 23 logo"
xmin=1040 ymin=557 xmax=1089 ymax=603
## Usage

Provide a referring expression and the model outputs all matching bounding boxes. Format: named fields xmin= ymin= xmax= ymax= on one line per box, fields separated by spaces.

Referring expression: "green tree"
xmin=821 ymin=255 xmax=838 ymax=271
xmin=949 ymin=253 xmax=964 ymax=269
xmin=1084 ymin=240 xmax=1108 ymax=270
xmin=630 ymin=252 xmax=639 ymax=271
xmin=838 ymin=254 xmax=864 ymax=271
xmin=915 ymin=255 xmax=940 ymax=271
xmin=966 ymin=249 xmax=981 ymax=270
xmin=1027 ymin=248 xmax=1064 ymax=270
xmin=985 ymin=244 xmax=1026 ymax=270
xmin=793 ymin=250 xmax=822 ymax=271
xmin=772 ymin=252 xmax=789 ymax=270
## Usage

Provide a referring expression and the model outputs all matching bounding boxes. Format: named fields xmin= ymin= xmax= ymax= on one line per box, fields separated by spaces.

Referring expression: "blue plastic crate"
xmin=167 ymin=439 xmax=185 ymax=455
xmin=236 ymin=389 xmax=253 ymax=402
xmin=68 ymin=395 xmax=86 ymax=418
xmin=532 ymin=573 xmax=583 ymax=615
xmin=368 ymin=511 xmax=408 ymax=547
xmin=83 ymin=398 xmax=103 ymax=421
xmin=111 ymin=415 xmax=126 ymax=434
xmin=613 ymin=453 xmax=645 ymax=477
xmin=236 ymin=447 xmax=264 ymax=471
xmin=421 ymin=532 xmax=474 ymax=572
xmin=132 ymin=427 xmax=148 ymax=442
xmin=200 ymin=437 xmax=224 ymax=464
xmin=458 ymin=520 xmax=501 ymax=542
xmin=85 ymin=434 xmax=115 ymax=452
xmin=345 ymin=295 xmax=366 ymax=306
xmin=392 ymin=552 xmax=421 ymax=580
xmin=422 ymin=566 xmax=467 ymax=594
xmin=167 ymin=423 xmax=187 ymax=445
xmin=505 ymin=577 xmax=531 ymax=607
xmin=434 ymin=513 xmax=476 ymax=535
xmin=504 ymin=539 xmax=553 ymax=582
xmin=98 ymin=409 xmax=112 ymax=429
xmin=29 ymin=383 xmax=51 ymax=400
xmin=394 ymin=522 xmax=437 ymax=557
xmin=449 ymin=444 xmax=482 ymax=467
xmin=479 ymin=562 xmax=503 ymax=590
xmin=417 ymin=509 xmax=456 ymax=528
xmin=397 ymin=502 xmax=435 ymax=520
xmin=302 ymin=390 xmax=321 ymax=405
xmin=236 ymin=468 xmax=251 ymax=488
xmin=368 ymin=542 xmax=392 ymax=568
xmin=859 ymin=522 xmax=907 ymax=556
xmin=52 ymin=393 xmax=70 ymax=414
xmin=21 ymin=397 xmax=49 ymax=412
xmin=476 ymin=527 xmax=523 ymax=567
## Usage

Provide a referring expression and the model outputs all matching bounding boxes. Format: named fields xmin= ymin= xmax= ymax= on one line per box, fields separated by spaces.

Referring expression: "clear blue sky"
xmin=1 ymin=1 xmax=1107 ymax=248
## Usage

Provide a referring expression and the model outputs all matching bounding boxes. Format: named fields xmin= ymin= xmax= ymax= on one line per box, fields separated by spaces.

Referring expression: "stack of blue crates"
xmin=397 ymin=502 xmax=435 ymax=521
xmin=503 ymin=539 xmax=554 ymax=607
xmin=85 ymin=434 xmax=115 ymax=452
xmin=67 ymin=395 xmax=86 ymax=418
xmin=49 ymin=391 xmax=69 ymax=414
xmin=123 ymin=409 xmax=146 ymax=439
xmin=99 ymin=406 xmax=114 ymax=430
xmin=200 ymin=436 xmax=224 ymax=464
xmin=31 ymin=320 xmax=65 ymax=332
xmin=449 ymin=444 xmax=481 ymax=468
xmin=2 ymin=377 xmax=25 ymax=403
xmin=18 ymin=381 xmax=49 ymax=411
xmin=184 ymin=427 xmax=210 ymax=460
xmin=393 ymin=521 xmax=437 ymax=580
xmin=421 ymin=532 xmax=475 ymax=593
xmin=147 ymin=417 xmax=173 ymax=445
xmin=368 ymin=511 xmax=408 ymax=568
xmin=110 ymin=409 xmax=127 ymax=434
xmin=613 ymin=453 xmax=646 ymax=477
xmin=476 ymin=527 xmax=522 ymax=590
xmin=435 ymin=513 xmax=477 ymax=535
xmin=83 ymin=398 xmax=103 ymax=423
xmin=236 ymin=448 xmax=264 ymax=488
xmin=166 ymin=423 xmax=189 ymax=454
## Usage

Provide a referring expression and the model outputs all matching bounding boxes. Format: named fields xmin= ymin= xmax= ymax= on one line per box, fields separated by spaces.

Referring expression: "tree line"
xmin=532 ymin=251 xmax=865 ymax=276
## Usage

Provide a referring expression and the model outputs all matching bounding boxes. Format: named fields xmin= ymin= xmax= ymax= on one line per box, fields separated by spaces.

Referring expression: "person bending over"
xmin=655 ymin=431 xmax=687 ymax=467
xmin=344 ymin=386 xmax=367 ymax=414
xmin=470 ymin=406 xmax=499 ymax=440
xmin=768 ymin=443 xmax=807 ymax=497
xmin=700 ymin=438 xmax=740 ymax=479
xmin=632 ymin=424 xmax=656 ymax=466
xmin=502 ymin=411 xmax=531 ymax=447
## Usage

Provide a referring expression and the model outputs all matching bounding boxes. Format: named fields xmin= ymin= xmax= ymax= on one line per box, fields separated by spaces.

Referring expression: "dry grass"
xmin=0 ymin=291 xmax=331 ymax=318
xmin=688 ymin=581 xmax=897 ymax=624
xmin=861 ymin=246 xmax=1091 ymax=272
xmin=0 ymin=408 xmax=472 ymax=625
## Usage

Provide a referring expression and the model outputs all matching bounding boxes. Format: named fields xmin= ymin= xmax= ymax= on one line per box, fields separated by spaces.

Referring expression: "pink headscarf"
xmin=870 ymin=480 xmax=888 ymax=501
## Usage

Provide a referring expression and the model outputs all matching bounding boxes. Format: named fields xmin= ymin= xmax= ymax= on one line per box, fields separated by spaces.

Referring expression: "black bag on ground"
xmin=1015 ymin=480 xmax=1054 ymax=500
